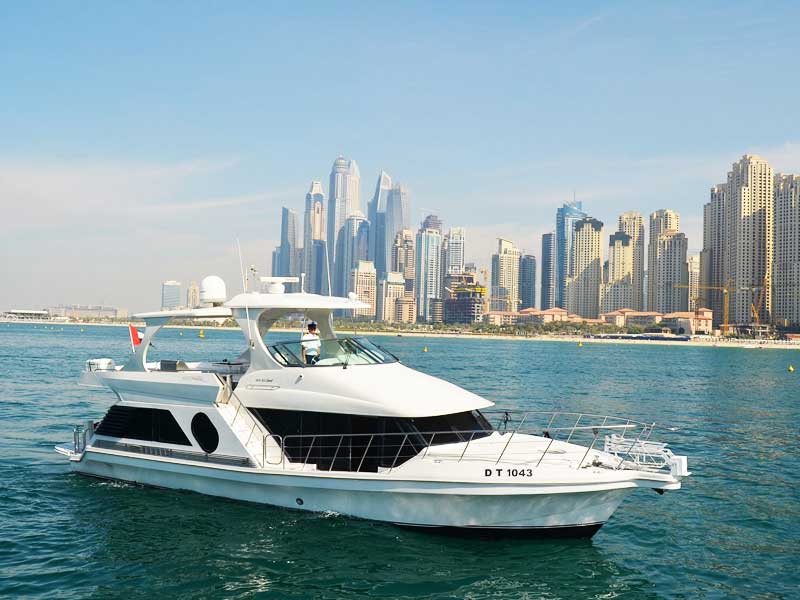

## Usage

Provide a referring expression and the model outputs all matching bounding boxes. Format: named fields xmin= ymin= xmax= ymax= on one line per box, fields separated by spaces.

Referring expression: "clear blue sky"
xmin=2 ymin=1 xmax=799 ymax=311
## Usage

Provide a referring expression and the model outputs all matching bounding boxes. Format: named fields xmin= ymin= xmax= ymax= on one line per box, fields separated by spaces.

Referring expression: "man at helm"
xmin=300 ymin=321 xmax=321 ymax=365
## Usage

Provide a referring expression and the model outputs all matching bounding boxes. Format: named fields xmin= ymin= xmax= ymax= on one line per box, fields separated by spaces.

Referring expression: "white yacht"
xmin=57 ymin=276 xmax=690 ymax=538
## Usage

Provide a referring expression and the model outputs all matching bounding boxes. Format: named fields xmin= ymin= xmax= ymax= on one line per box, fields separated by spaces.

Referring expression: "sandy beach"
xmin=5 ymin=319 xmax=799 ymax=350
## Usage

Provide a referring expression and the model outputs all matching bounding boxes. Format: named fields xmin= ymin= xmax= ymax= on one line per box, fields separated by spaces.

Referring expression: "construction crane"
xmin=674 ymin=280 xmax=734 ymax=335
xmin=740 ymin=276 xmax=767 ymax=325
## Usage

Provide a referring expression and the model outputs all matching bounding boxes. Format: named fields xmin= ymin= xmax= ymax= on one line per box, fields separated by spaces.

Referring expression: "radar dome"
xmin=200 ymin=276 xmax=227 ymax=306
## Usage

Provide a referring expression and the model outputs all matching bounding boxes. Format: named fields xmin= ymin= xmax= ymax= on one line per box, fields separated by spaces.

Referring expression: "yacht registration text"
xmin=485 ymin=468 xmax=535 ymax=477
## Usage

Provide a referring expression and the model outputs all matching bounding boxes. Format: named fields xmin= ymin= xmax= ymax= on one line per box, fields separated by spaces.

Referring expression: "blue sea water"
xmin=1 ymin=323 xmax=798 ymax=599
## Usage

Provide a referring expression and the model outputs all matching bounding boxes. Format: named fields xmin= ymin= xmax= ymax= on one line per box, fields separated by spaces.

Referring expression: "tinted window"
xmin=191 ymin=412 xmax=220 ymax=454
xmin=96 ymin=405 xmax=191 ymax=446
xmin=251 ymin=409 xmax=491 ymax=472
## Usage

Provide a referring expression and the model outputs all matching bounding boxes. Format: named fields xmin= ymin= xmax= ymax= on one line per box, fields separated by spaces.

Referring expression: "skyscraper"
xmin=338 ymin=211 xmax=369 ymax=295
xmin=277 ymin=206 xmax=299 ymax=289
xmin=391 ymin=229 xmax=416 ymax=294
xmin=701 ymin=184 xmax=726 ymax=324
xmin=415 ymin=227 xmax=442 ymax=322
xmin=617 ymin=211 xmax=645 ymax=310
xmin=327 ymin=156 xmax=360 ymax=294
xmin=161 ymin=280 xmax=182 ymax=310
xmin=566 ymin=218 xmax=603 ymax=318
xmin=186 ymin=281 xmax=200 ymax=308
xmin=555 ymin=202 xmax=587 ymax=308
xmin=774 ymin=173 xmax=800 ymax=326
xmin=726 ymin=155 xmax=774 ymax=325
xmin=367 ymin=171 xmax=392 ymax=276
xmin=600 ymin=232 xmax=633 ymax=313
xmin=647 ymin=209 xmax=680 ymax=310
xmin=651 ymin=230 xmax=688 ymax=314
xmin=701 ymin=156 xmax=775 ymax=327
xmin=421 ymin=214 xmax=443 ymax=233
xmin=445 ymin=227 xmax=466 ymax=275
xmin=688 ymin=254 xmax=700 ymax=312
xmin=384 ymin=184 xmax=410 ymax=271
xmin=540 ymin=232 xmax=556 ymax=310
xmin=519 ymin=254 xmax=537 ymax=310
xmin=303 ymin=181 xmax=327 ymax=293
xmin=490 ymin=238 xmax=521 ymax=312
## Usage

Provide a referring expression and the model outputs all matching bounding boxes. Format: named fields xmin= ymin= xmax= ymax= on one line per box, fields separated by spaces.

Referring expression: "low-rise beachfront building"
xmin=600 ymin=308 xmax=636 ymax=327
xmin=484 ymin=311 xmax=519 ymax=326
xmin=48 ymin=305 xmax=128 ymax=320
xmin=661 ymin=308 xmax=713 ymax=335
xmin=518 ymin=307 xmax=570 ymax=324
xmin=623 ymin=311 xmax=664 ymax=328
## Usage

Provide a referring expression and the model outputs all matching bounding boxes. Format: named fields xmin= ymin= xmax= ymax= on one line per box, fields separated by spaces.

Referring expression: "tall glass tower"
xmin=540 ymin=232 xmax=556 ymax=309
xmin=555 ymin=201 xmax=586 ymax=308
xmin=327 ymin=156 xmax=360 ymax=295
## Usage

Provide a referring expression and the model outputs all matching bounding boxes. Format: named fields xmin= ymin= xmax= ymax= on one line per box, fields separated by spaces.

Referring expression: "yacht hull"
xmin=69 ymin=449 xmax=633 ymax=535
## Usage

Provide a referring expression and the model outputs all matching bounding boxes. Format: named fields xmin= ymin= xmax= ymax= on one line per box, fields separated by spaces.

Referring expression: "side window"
xmin=96 ymin=405 xmax=191 ymax=446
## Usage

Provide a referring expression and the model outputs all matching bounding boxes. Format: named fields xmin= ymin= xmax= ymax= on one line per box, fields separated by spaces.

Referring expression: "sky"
xmin=2 ymin=1 xmax=799 ymax=312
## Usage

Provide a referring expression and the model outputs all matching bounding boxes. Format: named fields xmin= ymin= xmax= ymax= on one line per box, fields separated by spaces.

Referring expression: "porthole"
xmin=191 ymin=412 xmax=219 ymax=454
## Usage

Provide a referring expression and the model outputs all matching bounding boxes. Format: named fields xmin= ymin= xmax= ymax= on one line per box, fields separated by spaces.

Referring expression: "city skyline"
xmin=2 ymin=4 xmax=800 ymax=312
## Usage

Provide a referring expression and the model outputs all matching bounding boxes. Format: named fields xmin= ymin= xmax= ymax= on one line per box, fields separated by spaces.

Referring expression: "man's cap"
xmin=308 ymin=321 xmax=318 ymax=328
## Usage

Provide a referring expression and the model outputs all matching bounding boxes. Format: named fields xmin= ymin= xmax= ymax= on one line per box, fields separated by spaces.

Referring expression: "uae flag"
xmin=129 ymin=324 xmax=144 ymax=351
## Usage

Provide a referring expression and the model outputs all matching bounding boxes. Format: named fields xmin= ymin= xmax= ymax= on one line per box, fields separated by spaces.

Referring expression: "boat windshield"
xmin=267 ymin=336 xmax=399 ymax=367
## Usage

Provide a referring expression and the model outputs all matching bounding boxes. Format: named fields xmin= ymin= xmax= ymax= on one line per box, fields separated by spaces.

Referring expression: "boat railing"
xmin=217 ymin=375 xmax=277 ymax=468
xmin=264 ymin=411 xmax=676 ymax=475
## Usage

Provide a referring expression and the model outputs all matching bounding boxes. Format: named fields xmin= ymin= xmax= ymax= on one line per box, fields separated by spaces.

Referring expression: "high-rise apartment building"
xmin=376 ymin=272 xmax=406 ymax=323
xmin=348 ymin=260 xmax=376 ymax=318
xmin=701 ymin=156 xmax=775 ymax=327
xmin=647 ymin=209 xmax=680 ymax=310
xmin=161 ymin=280 xmax=182 ymax=310
xmin=303 ymin=181 xmax=327 ymax=294
xmin=773 ymin=173 xmax=800 ymax=326
xmin=555 ymin=202 xmax=587 ymax=308
xmin=701 ymin=185 xmax=726 ymax=323
xmin=415 ymin=228 xmax=442 ymax=322
xmin=617 ymin=211 xmax=645 ymax=310
xmin=726 ymin=155 xmax=774 ymax=325
xmin=540 ymin=232 xmax=556 ymax=310
xmin=327 ymin=156 xmax=360 ymax=295
xmin=490 ymin=238 xmax=521 ymax=312
xmin=600 ymin=232 xmax=633 ymax=313
xmin=445 ymin=227 xmax=466 ymax=275
xmin=651 ymin=230 xmax=688 ymax=314
xmin=338 ymin=212 xmax=369 ymax=295
xmin=186 ymin=281 xmax=200 ymax=308
xmin=391 ymin=229 xmax=416 ymax=294
xmin=566 ymin=218 xmax=603 ymax=318
xmin=688 ymin=254 xmax=700 ymax=312
xmin=519 ymin=254 xmax=537 ymax=310
xmin=367 ymin=171 xmax=392 ymax=276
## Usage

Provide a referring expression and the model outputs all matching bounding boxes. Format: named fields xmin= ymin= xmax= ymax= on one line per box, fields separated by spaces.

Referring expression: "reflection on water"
xmin=1 ymin=323 xmax=798 ymax=599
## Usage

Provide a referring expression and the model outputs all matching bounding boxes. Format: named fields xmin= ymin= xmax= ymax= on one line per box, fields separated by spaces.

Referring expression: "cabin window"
xmin=191 ymin=412 xmax=220 ymax=454
xmin=251 ymin=408 xmax=491 ymax=472
xmin=95 ymin=405 xmax=191 ymax=446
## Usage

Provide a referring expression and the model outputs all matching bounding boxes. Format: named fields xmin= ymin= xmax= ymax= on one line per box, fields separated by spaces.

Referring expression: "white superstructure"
xmin=58 ymin=277 xmax=689 ymax=538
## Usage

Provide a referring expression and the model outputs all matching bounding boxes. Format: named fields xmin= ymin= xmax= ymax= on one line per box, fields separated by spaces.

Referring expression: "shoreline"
xmin=3 ymin=319 xmax=799 ymax=350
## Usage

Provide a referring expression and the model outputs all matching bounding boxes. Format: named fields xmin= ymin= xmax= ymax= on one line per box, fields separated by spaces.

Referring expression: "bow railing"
xmin=255 ymin=411 xmax=677 ymax=475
